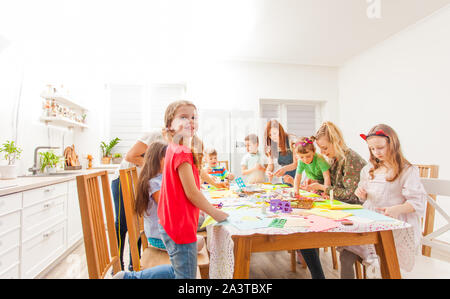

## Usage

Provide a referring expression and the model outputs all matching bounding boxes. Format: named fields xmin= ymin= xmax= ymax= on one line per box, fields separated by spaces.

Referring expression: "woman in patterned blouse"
xmin=307 ymin=121 xmax=367 ymax=204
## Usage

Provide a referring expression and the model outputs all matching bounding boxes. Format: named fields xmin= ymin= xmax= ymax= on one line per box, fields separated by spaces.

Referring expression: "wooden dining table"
xmin=231 ymin=230 xmax=401 ymax=279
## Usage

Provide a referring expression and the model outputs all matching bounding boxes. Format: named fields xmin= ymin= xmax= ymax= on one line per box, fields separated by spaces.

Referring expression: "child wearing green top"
xmin=293 ymin=136 xmax=331 ymax=195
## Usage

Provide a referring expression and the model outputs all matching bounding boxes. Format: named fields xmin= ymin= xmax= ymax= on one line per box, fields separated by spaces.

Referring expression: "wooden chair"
xmin=76 ymin=171 xmax=121 ymax=279
xmin=119 ymin=167 xmax=210 ymax=278
xmin=414 ymin=164 xmax=439 ymax=256
xmin=401 ymin=177 xmax=450 ymax=278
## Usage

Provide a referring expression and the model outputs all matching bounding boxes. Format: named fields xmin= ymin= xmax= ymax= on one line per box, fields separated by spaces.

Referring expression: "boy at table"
xmin=241 ymin=134 xmax=268 ymax=184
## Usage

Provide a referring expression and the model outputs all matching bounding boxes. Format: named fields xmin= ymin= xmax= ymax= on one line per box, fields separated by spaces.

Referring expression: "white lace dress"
xmin=343 ymin=164 xmax=427 ymax=271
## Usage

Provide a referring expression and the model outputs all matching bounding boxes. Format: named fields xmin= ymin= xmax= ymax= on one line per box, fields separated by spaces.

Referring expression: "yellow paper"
xmin=200 ymin=215 xmax=217 ymax=229
xmin=304 ymin=208 xmax=353 ymax=220
xmin=318 ymin=203 xmax=363 ymax=210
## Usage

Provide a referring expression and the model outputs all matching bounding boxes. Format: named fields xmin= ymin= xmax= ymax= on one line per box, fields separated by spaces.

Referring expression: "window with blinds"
xmin=108 ymin=84 xmax=145 ymax=155
xmin=259 ymin=100 xmax=320 ymax=140
xmin=108 ymin=83 xmax=185 ymax=156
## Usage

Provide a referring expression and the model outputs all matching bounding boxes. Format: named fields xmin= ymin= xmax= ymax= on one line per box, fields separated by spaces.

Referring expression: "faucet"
xmin=28 ymin=146 xmax=60 ymax=175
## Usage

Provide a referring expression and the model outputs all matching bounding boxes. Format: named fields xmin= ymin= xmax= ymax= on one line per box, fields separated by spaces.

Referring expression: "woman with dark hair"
xmin=263 ymin=119 xmax=325 ymax=279
xmin=264 ymin=119 xmax=298 ymax=185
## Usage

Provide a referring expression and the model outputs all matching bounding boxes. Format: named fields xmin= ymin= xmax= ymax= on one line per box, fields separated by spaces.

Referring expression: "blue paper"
xmin=344 ymin=209 xmax=396 ymax=222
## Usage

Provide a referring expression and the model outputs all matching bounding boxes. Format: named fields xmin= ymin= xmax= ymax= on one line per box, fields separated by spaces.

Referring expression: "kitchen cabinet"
xmin=0 ymin=179 xmax=83 ymax=278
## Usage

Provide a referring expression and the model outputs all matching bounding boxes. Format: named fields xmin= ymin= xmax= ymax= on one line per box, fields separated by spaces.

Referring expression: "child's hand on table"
xmin=355 ymin=187 xmax=367 ymax=200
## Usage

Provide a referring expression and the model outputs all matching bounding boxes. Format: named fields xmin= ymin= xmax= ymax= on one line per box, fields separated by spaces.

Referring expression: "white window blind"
xmin=146 ymin=84 xmax=186 ymax=129
xmin=109 ymin=84 xmax=145 ymax=155
xmin=260 ymin=100 xmax=319 ymax=139
xmin=286 ymin=104 xmax=316 ymax=137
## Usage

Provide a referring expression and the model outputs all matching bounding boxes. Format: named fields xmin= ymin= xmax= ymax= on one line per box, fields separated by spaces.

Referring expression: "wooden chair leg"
xmin=362 ymin=264 xmax=367 ymax=279
xmin=331 ymin=247 xmax=338 ymax=270
xmin=355 ymin=261 xmax=363 ymax=279
xmin=289 ymin=250 xmax=297 ymax=273
xmin=199 ymin=264 xmax=209 ymax=279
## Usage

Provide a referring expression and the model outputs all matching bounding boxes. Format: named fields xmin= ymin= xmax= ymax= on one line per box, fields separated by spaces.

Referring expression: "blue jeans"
xmin=123 ymin=264 xmax=175 ymax=279
xmin=111 ymin=178 xmax=141 ymax=269
xmin=158 ymin=223 xmax=198 ymax=279
xmin=299 ymin=248 xmax=325 ymax=279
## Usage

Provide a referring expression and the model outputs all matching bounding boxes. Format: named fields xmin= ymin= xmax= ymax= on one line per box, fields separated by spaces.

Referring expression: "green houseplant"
xmin=100 ymin=137 xmax=120 ymax=164
xmin=111 ymin=153 xmax=123 ymax=164
xmin=39 ymin=151 xmax=63 ymax=173
xmin=0 ymin=140 xmax=23 ymax=179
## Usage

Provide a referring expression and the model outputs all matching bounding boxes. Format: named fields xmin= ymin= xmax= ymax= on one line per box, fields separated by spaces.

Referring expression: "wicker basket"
xmin=290 ymin=198 xmax=315 ymax=209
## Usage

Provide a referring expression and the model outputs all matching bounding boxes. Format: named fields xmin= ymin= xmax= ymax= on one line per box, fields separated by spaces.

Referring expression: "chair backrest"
xmin=76 ymin=171 xmax=121 ymax=278
xmin=217 ymin=160 xmax=229 ymax=171
xmin=420 ymin=177 xmax=450 ymax=255
xmin=414 ymin=164 xmax=439 ymax=256
xmin=119 ymin=167 xmax=148 ymax=271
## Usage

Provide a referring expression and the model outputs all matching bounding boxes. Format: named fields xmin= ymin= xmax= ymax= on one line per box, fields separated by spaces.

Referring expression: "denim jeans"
xmin=111 ymin=178 xmax=141 ymax=269
xmin=299 ymin=248 xmax=326 ymax=279
xmin=158 ymin=223 xmax=198 ymax=279
xmin=123 ymin=264 xmax=175 ymax=279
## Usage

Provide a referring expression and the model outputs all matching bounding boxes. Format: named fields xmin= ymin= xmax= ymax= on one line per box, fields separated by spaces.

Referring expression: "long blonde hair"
xmin=163 ymin=100 xmax=204 ymax=170
xmin=365 ymin=124 xmax=410 ymax=182
xmin=315 ymin=121 xmax=348 ymax=162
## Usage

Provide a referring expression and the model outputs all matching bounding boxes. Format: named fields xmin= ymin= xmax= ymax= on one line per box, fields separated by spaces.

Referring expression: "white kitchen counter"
xmin=0 ymin=167 xmax=118 ymax=197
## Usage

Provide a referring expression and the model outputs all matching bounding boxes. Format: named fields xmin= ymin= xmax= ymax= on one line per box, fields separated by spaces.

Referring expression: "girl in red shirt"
xmin=157 ymin=100 xmax=229 ymax=279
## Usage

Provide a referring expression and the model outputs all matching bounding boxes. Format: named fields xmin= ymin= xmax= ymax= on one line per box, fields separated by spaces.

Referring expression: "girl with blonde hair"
xmin=157 ymin=100 xmax=228 ymax=279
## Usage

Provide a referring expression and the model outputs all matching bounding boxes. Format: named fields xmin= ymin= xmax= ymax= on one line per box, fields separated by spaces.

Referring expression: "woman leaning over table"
xmin=307 ymin=121 xmax=367 ymax=204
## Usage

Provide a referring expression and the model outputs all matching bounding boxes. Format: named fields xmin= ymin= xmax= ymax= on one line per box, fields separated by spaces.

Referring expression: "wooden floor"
xmin=41 ymin=238 xmax=338 ymax=279
xmin=42 ymin=238 xmax=450 ymax=279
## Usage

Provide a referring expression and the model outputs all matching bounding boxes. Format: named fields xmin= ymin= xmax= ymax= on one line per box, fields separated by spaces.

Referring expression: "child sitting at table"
xmin=241 ymin=134 xmax=268 ymax=184
xmin=292 ymin=137 xmax=331 ymax=195
xmin=339 ymin=124 xmax=427 ymax=279
xmin=135 ymin=141 xmax=205 ymax=252
xmin=204 ymin=147 xmax=235 ymax=182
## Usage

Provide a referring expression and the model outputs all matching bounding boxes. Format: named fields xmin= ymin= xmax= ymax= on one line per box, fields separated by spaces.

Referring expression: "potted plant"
xmin=100 ymin=137 xmax=120 ymax=164
xmin=0 ymin=140 xmax=23 ymax=179
xmin=111 ymin=153 xmax=123 ymax=164
xmin=39 ymin=151 xmax=63 ymax=174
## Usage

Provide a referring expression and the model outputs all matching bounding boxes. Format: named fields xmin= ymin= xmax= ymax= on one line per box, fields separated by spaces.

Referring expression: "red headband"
xmin=360 ymin=129 xmax=389 ymax=141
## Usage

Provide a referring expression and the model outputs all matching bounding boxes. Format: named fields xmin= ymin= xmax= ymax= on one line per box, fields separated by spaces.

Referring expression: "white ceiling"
xmin=226 ymin=0 xmax=450 ymax=66
xmin=1 ymin=0 xmax=450 ymax=67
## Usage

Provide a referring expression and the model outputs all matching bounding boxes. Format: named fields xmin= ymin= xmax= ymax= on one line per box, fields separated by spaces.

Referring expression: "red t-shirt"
xmin=158 ymin=142 xmax=200 ymax=244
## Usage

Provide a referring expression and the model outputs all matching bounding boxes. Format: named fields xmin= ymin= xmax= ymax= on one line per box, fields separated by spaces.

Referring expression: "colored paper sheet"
xmin=304 ymin=208 xmax=353 ymax=220
xmin=284 ymin=217 xmax=311 ymax=228
xmin=344 ymin=209 xmax=396 ymax=222
xmin=304 ymin=215 xmax=340 ymax=232
xmin=313 ymin=200 xmax=363 ymax=210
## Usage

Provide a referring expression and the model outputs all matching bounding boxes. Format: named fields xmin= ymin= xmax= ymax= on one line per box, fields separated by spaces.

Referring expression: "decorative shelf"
xmin=40 ymin=92 xmax=88 ymax=112
xmin=40 ymin=116 xmax=88 ymax=130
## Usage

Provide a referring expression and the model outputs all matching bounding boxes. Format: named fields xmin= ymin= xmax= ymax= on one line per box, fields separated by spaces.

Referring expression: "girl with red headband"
xmin=339 ymin=124 xmax=427 ymax=279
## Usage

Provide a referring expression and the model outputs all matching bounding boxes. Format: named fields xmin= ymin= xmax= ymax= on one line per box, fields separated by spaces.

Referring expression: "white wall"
xmin=339 ymin=5 xmax=450 ymax=244
xmin=339 ymin=4 xmax=450 ymax=178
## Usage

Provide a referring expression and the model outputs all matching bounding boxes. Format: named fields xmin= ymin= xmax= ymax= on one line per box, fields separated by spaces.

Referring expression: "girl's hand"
xmin=216 ymin=181 xmax=229 ymax=189
xmin=274 ymin=167 xmax=286 ymax=177
xmin=256 ymin=164 xmax=266 ymax=171
xmin=227 ymin=173 xmax=235 ymax=180
xmin=377 ymin=205 xmax=404 ymax=219
xmin=306 ymin=183 xmax=322 ymax=191
xmin=266 ymin=170 xmax=274 ymax=181
xmin=355 ymin=187 xmax=367 ymax=200
xmin=282 ymin=175 xmax=294 ymax=185
xmin=212 ymin=209 xmax=229 ymax=223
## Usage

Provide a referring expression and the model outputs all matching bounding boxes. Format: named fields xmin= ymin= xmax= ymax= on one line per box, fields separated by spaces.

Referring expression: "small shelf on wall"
xmin=40 ymin=116 xmax=89 ymax=130
xmin=40 ymin=92 xmax=89 ymax=112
